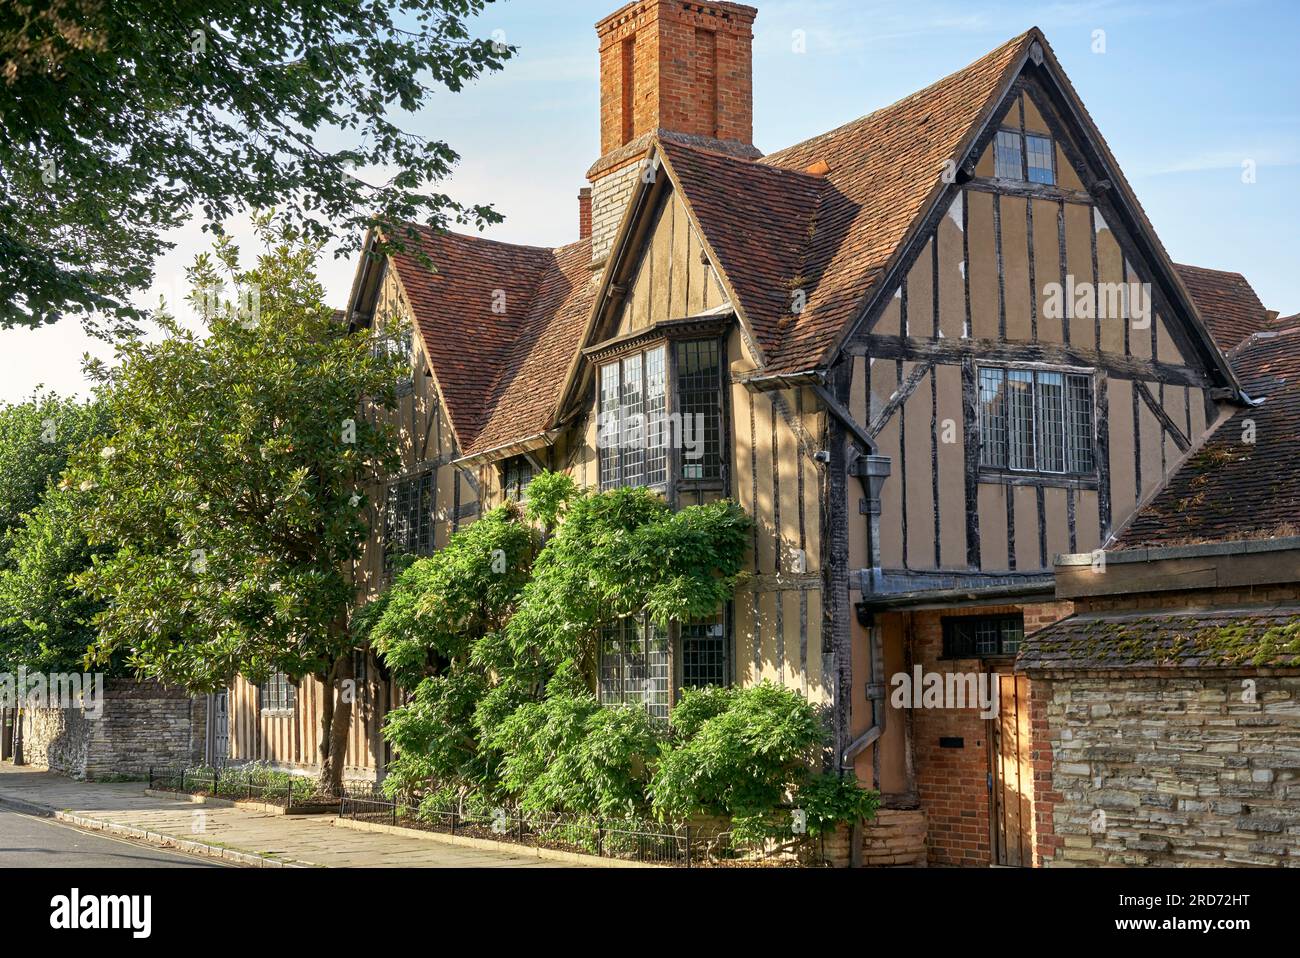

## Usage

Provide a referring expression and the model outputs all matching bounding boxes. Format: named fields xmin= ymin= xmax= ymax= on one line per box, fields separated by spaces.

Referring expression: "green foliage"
xmin=650 ymin=683 xmax=824 ymax=823
xmin=796 ymin=772 xmax=880 ymax=837
xmin=381 ymin=670 xmax=492 ymax=798
xmin=372 ymin=471 xmax=752 ymax=817
xmin=508 ymin=482 xmax=750 ymax=674
xmin=69 ymin=218 xmax=404 ymax=691
xmin=366 ymin=504 xmax=538 ymax=689
xmin=0 ymin=487 xmax=115 ymax=674
xmin=0 ymin=1 xmax=513 ymax=329
xmin=0 ymin=393 xmax=109 ymax=673
xmin=488 ymin=692 xmax=665 ymax=818
xmin=0 ymin=393 xmax=106 ymax=545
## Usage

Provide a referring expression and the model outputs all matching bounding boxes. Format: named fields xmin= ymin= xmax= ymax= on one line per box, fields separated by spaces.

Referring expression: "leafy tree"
xmin=0 ymin=0 xmax=512 ymax=329
xmin=0 ymin=392 xmax=108 ymax=682
xmin=69 ymin=219 xmax=404 ymax=795
xmin=0 ymin=486 xmax=114 ymax=675
xmin=0 ymin=392 xmax=106 ymax=547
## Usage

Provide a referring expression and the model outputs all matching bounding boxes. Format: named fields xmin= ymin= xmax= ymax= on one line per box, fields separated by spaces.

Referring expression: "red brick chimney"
xmin=596 ymin=0 xmax=756 ymax=155
xmin=587 ymin=1 xmax=757 ymax=267
xmin=578 ymin=187 xmax=592 ymax=240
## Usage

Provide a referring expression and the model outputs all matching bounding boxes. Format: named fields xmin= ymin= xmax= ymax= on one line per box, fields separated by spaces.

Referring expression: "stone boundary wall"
xmin=19 ymin=679 xmax=202 ymax=780
xmin=1032 ymin=671 xmax=1300 ymax=866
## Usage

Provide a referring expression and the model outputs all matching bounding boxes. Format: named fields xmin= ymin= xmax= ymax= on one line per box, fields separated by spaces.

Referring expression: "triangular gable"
xmin=755 ymin=29 xmax=1037 ymax=377
xmin=738 ymin=28 xmax=1240 ymax=397
xmin=347 ymin=224 xmax=595 ymax=459
xmin=557 ymin=138 xmax=824 ymax=416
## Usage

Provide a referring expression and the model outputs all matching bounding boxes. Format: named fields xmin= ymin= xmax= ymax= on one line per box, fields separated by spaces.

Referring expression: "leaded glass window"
xmin=977 ymin=367 xmax=1095 ymax=476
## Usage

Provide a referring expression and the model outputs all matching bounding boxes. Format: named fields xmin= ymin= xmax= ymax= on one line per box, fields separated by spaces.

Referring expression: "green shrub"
xmin=488 ymin=691 xmax=665 ymax=818
xmin=795 ymin=772 xmax=880 ymax=837
xmin=650 ymin=682 xmax=822 ymax=824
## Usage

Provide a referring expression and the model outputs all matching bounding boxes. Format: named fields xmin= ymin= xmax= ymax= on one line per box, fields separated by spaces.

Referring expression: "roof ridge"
xmin=761 ymin=28 xmax=1037 ymax=168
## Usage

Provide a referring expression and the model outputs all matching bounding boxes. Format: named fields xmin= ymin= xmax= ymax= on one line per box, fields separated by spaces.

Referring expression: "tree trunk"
xmin=315 ymin=653 xmax=354 ymax=798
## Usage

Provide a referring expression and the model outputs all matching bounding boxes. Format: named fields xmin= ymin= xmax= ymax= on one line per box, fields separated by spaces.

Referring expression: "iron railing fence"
xmin=147 ymin=764 xmax=319 ymax=809
xmin=338 ymin=790 xmax=825 ymax=867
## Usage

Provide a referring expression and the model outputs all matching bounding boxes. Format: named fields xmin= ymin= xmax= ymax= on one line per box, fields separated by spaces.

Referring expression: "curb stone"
xmin=0 ymin=791 xmax=318 ymax=868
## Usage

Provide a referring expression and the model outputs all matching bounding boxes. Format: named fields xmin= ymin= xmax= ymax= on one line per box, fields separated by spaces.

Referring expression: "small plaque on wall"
xmin=939 ymin=737 xmax=964 ymax=749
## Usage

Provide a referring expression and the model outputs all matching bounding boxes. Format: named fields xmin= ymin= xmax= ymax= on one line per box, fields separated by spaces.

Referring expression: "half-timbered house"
xmin=215 ymin=1 xmax=1282 ymax=865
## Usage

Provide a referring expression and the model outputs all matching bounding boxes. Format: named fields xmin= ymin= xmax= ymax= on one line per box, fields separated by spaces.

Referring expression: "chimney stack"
xmin=586 ymin=1 xmax=757 ymax=267
xmin=578 ymin=187 xmax=593 ymax=240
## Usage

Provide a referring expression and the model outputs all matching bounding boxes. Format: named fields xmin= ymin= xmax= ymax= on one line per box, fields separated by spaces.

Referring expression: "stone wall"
xmin=860 ymin=807 xmax=928 ymax=866
xmin=19 ymin=679 xmax=203 ymax=780
xmin=1032 ymin=672 xmax=1300 ymax=867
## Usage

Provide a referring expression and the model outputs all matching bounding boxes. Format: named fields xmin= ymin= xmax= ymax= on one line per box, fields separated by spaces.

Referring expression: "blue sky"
xmin=3 ymin=0 xmax=1296 ymax=402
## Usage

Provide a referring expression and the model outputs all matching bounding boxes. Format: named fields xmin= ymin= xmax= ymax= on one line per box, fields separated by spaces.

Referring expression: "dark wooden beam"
xmin=848 ymin=334 xmax=1207 ymax=389
xmin=867 ymin=360 xmax=934 ymax=438
xmin=1134 ymin=379 xmax=1191 ymax=452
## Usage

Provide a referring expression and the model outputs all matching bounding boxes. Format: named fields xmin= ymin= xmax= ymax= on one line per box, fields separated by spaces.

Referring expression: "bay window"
xmin=596 ymin=337 xmax=724 ymax=491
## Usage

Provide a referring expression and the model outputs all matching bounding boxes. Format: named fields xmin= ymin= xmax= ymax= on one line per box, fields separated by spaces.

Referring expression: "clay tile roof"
xmin=387 ymin=227 xmax=594 ymax=454
xmin=657 ymin=139 xmax=826 ymax=358
xmin=1173 ymin=263 xmax=1272 ymax=352
xmin=466 ymin=240 xmax=598 ymax=457
xmin=1114 ymin=323 xmax=1300 ymax=549
xmin=1017 ymin=606 xmax=1300 ymax=671
xmin=747 ymin=29 xmax=1036 ymax=374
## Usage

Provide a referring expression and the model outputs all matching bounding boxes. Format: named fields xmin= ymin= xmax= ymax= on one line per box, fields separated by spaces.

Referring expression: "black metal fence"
xmin=338 ymin=791 xmax=823 ymax=867
xmin=148 ymin=765 xmax=318 ymax=810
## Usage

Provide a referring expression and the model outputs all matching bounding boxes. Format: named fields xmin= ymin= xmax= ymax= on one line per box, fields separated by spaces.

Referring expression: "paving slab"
xmin=0 ymin=765 xmax=582 ymax=868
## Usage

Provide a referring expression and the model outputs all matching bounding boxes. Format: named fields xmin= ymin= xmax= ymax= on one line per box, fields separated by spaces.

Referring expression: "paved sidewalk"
xmin=0 ymin=765 xmax=580 ymax=868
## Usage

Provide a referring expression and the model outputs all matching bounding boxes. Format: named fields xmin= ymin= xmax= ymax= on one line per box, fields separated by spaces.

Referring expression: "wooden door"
xmin=989 ymin=672 xmax=1032 ymax=866
xmin=210 ymin=691 xmax=229 ymax=765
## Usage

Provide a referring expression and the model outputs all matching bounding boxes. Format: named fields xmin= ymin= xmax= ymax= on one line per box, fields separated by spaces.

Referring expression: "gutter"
xmin=453 ymin=430 xmax=560 ymax=468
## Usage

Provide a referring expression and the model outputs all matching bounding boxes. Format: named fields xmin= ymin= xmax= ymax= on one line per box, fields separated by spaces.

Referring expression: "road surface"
xmin=0 ymin=807 xmax=224 ymax=868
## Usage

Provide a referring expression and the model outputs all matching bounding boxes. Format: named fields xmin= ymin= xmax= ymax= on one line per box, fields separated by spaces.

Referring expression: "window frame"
xmin=500 ymin=455 xmax=535 ymax=503
xmin=992 ymin=127 xmax=1057 ymax=187
xmin=594 ymin=333 xmax=727 ymax=494
xmin=976 ymin=362 xmax=1098 ymax=483
xmin=384 ymin=467 xmax=436 ymax=570
xmin=258 ymin=672 xmax=297 ymax=714
xmin=941 ymin=614 xmax=1025 ymax=659
xmin=597 ymin=609 xmax=732 ymax=720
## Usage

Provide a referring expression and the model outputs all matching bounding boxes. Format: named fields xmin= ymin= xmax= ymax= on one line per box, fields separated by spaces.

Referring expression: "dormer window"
xmin=596 ymin=335 xmax=725 ymax=492
xmin=993 ymin=129 xmax=1056 ymax=185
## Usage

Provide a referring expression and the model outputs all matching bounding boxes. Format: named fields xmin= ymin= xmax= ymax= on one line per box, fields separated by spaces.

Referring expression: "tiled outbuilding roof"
xmin=1017 ymin=605 xmax=1300 ymax=671
xmin=1114 ymin=321 xmax=1300 ymax=549
xmin=1173 ymin=263 xmax=1272 ymax=352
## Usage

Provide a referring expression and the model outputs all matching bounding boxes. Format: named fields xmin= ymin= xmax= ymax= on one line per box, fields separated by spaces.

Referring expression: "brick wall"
xmin=20 ymin=679 xmax=203 ymax=780
xmin=595 ymin=1 xmax=755 ymax=155
xmin=909 ymin=601 xmax=1072 ymax=865
xmin=1032 ymin=672 xmax=1300 ymax=866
